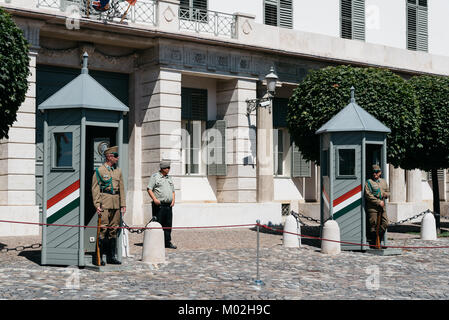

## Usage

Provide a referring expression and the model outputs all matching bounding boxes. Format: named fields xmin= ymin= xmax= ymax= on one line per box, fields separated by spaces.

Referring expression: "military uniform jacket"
xmin=92 ymin=163 xmax=126 ymax=209
xmin=364 ymin=178 xmax=390 ymax=214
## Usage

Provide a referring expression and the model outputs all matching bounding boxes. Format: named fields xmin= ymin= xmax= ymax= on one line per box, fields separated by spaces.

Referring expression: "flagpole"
xmin=120 ymin=3 xmax=132 ymax=23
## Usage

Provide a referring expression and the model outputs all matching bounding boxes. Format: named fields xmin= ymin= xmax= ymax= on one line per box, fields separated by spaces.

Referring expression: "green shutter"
xmin=279 ymin=0 xmax=293 ymax=29
xmin=341 ymin=0 xmax=365 ymax=41
xmin=292 ymin=142 xmax=311 ymax=178
xmin=206 ymin=120 xmax=227 ymax=176
xmin=272 ymin=97 xmax=288 ymax=128
xmin=265 ymin=0 xmax=292 ymax=29
xmin=352 ymin=0 xmax=365 ymax=41
xmin=407 ymin=0 xmax=428 ymax=52
xmin=181 ymin=87 xmax=207 ymax=121
xmin=417 ymin=5 xmax=428 ymax=51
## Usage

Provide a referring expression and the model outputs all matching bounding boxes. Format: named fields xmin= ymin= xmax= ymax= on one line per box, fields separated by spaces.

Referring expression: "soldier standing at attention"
xmin=92 ymin=146 xmax=126 ymax=265
xmin=147 ymin=160 xmax=177 ymax=249
xmin=365 ymin=164 xmax=390 ymax=247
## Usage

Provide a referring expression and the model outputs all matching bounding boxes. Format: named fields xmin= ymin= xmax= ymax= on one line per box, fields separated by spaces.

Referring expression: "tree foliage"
xmin=0 ymin=8 xmax=30 ymax=140
xmin=407 ymin=75 xmax=449 ymax=171
xmin=286 ymin=65 xmax=421 ymax=169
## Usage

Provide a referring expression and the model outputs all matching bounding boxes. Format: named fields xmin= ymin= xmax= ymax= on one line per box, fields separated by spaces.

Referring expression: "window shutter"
xmin=180 ymin=0 xmax=189 ymax=7
xmin=181 ymin=87 xmax=207 ymax=121
xmin=193 ymin=0 xmax=207 ymax=10
xmin=279 ymin=0 xmax=293 ymax=29
xmin=341 ymin=0 xmax=365 ymax=41
xmin=341 ymin=0 xmax=353 ymax=39
xmin=206 ymin=120 xmax=227 ymax=176
xmin=272 ymin=97 xmax=288 ymax=128
xmin=292 ymin=142 xmax=311 ymax=178
xmin=264 ymin=0 xmax=278 ymax=26
xmin=407 ymin=0 xmax=427 ymax=52
xmin=417 ymin=5 xmax=428 ymax=51
xmin=352 ymin=0 xmax=365 ymax=40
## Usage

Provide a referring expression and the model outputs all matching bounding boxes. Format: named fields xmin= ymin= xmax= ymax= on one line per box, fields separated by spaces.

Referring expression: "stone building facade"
xmin=1 ymin=0 xmax=448 ymax=236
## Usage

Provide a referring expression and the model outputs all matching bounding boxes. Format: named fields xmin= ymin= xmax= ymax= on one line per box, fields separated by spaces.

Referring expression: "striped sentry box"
xmin=332 ymin=185 xmax=362 ymax=219
xmin=46 ymin=180 xmax=80 ymax=224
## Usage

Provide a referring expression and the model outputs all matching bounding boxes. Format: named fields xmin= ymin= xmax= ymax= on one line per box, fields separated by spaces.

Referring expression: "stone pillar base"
xmin=0 ymin=206 xmax=40 ymax=237
xmin=387 ymin=202 xmax=432 ymax=223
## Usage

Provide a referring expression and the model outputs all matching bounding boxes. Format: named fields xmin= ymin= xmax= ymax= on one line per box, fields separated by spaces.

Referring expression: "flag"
xmin=93 ymin=0 xmax=111 ymax=12
xmin=126 ymin=0 xmax=137 ymax=5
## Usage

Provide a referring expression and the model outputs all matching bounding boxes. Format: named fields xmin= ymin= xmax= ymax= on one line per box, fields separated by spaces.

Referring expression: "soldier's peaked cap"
xmin=104 ymin=146 xmax=118 ymax=155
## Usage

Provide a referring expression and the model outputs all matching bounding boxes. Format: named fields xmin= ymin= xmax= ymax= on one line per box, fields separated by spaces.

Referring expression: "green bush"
xmin=287 ymin=65 xmax=421 ymax=169
xmin=0 ymin=8 xmax=30 ymax=140
xmin=408 ymin=75 xmax=449 ymax=171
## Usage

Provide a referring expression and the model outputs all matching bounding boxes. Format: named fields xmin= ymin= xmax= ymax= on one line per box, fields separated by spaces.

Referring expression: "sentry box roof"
xmin=316 ymin=87 xmax=391 ymax=135
xmin=38 ymin=52 xmax=129 ymax=113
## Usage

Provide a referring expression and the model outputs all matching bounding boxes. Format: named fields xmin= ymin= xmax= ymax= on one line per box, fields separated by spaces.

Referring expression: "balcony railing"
xmin=36 ymin=0 xmax=157 ymax=26
xmin=179 ymin=6 xmax=236 ymax=39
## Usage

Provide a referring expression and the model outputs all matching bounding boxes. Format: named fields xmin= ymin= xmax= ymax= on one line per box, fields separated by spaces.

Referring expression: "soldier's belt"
xmin=101 ymin=189 xmax=120 ymax=195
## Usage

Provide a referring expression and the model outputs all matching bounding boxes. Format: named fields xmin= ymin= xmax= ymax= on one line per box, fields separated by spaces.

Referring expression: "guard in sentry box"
xmin=364 ymin=164 xmax=390 ymax=248
xmin=92 ymin=146 xmax=126 ymax=265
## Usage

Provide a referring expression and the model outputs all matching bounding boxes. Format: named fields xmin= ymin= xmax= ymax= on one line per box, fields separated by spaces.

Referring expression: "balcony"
xmin=36 ymin=0 xmax=157 ymax=25
xmin=179 ymin=6 xmax=236 ymax=39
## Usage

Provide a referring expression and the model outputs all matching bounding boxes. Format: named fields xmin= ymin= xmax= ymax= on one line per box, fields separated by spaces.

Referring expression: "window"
xmin=180 ymin=0 xmax=208 ymax=22
xmin=53 ymin=132 xmax=73 ymax=168
xmin=407 ymin=0 xmax=428 ymax=52
xmin=273 ymin=129 xmax=285 ymax=176
xmin=337 ymin=148 xmax=356 ymax=178
xmin=264 ymin=0 xmax=293 ymax=29
xmin=181 ymin=87 xmax=207 ymax=175
xmin=340 ymin=0 xmax=365 ymax=41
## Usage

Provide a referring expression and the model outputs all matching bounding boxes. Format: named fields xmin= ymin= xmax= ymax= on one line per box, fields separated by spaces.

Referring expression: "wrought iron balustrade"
xmin=179 ymin=6 xmax=236 ymax=39
xmin=36 ymin=0 xmax=157 ymax=25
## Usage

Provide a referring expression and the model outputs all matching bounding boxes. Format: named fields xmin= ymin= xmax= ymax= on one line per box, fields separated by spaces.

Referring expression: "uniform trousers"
xmin=99 ymin=208 xmax=121 ymax=240
xmin=152 ymin=203 xmax=173 ymax=245
xmin=367 ymin=210 xmax=389 ymax=242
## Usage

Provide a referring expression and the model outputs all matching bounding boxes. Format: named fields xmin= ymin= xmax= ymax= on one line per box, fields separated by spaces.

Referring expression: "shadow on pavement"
xmin=18 ymin=250 xmax=41 ymax=265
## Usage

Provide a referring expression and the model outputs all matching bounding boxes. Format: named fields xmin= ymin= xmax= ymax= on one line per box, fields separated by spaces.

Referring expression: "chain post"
xmin=254 ymin=220 xmax=264 ymax=286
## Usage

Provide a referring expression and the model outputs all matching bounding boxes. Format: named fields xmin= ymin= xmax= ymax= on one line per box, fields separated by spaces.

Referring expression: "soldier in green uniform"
xmin=147 ymin=160 xmax=177 ymax=249
xmin=365 ymin=164 xmax=390 ymax=247
xmin=92 ymin=146 xmax=126 ymax=265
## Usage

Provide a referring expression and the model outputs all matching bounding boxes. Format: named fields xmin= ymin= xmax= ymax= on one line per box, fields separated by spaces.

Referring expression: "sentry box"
xmin=315 ymin=87 xmax=391 ymax=251
xmin=38 ymin=53 xmax=129 ymax=266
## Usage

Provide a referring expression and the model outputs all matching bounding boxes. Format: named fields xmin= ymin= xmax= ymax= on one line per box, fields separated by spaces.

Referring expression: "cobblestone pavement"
xmin=1 ymin=224 xmax=449 ymax=300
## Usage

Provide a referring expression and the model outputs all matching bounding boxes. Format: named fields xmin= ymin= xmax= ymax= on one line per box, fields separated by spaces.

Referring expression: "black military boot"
xmin=106 ymin=238 xmax=121 ymax=265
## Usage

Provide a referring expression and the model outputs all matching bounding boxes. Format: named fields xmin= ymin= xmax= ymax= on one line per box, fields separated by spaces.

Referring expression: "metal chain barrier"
xmin=388 ymin=209 xmax=431 ymax=227
xmin=0 ymin=243 xmax=41 ymax=253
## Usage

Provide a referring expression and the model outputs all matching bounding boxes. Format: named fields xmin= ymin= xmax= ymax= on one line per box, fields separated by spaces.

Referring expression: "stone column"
xmin=389 ymin=164 xmax=406 ymax=203
xmin=256 ymin=94 xmax=274 ymax=202
xmin=406 ymin=169 xmax=422 ymax=203
xmin=140 ymin=66 xmax=182 ymax=219
xmin=0 ymin=19 xmax=43 ymax=236
xmin=216 ymin=79 xmax=257 ymax=203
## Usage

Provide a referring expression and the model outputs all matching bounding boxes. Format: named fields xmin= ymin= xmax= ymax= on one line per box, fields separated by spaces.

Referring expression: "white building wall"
xmin=365 ymin=0 xmax=406 ymax=50
xmin=293 ymin=0 xmax=340 ymax=38
xmin=428 ymin=0 xmax=449 ymax=57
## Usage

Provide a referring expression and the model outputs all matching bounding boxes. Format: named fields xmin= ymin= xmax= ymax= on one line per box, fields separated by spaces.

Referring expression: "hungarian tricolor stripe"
xmin=332 ymin=185 xmax=362 ymax=219
xmin=46 ymin=180 xmax=80 ymax=224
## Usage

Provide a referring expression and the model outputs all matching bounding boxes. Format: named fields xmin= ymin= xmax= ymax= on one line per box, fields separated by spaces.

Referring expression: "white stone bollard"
xmin=283 ymin=215 xmax=300 ymax=248
xmin=421 ymin=212 xmax=437 ymax=240
xmin=321 ymin=220 xmax=341 ymax=255
xmin=141 ymin=221 xmax=166 ymax=264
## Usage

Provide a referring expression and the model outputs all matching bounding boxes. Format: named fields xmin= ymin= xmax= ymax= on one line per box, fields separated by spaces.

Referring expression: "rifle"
xmin=96 ymin=213 xmax=101 ymax=266
xmin=375 ymin=211 xmax=381 ymax=249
